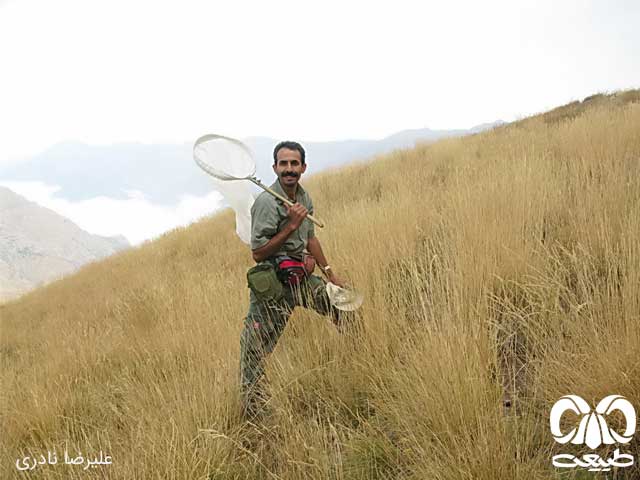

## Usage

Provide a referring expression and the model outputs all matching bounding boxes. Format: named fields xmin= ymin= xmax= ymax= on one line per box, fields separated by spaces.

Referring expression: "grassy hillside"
xmin=2 ymin=90 xmax=639 ymax=479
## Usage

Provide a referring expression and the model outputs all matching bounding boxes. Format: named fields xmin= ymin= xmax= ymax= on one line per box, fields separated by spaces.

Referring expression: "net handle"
xmin=248 ymin=177 xmax=325 ymax=228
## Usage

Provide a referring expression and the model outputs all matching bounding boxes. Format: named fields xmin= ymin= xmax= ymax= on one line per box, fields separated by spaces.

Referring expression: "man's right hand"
xmin=252 ymin=202 xmax=307 ymax=262
xmin=284 ymin=203 xmax=308 ymax=229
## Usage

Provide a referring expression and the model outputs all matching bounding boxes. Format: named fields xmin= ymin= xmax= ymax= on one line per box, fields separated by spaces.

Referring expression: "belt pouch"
xmin=247 ymin=262 xmax=284 ymax=302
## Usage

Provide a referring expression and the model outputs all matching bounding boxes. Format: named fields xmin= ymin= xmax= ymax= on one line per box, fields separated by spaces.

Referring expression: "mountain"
xmin=0 ymin=186 xmax=130 ymax=302
xmin=0 ymin=123 xmax=503 ymax=205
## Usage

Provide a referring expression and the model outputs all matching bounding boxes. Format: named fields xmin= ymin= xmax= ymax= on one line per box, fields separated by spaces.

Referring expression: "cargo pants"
xmin=239 ymin=273 xmax=352 ymax=416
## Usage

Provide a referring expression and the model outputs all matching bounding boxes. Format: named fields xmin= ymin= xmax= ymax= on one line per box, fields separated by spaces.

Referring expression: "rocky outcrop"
xmin=0 ymin=187 xmax=129 ymax=301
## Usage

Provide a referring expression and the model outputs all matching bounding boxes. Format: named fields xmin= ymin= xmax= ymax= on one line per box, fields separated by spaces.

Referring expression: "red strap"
xmin=279 ymin=259 xmax=305 ymax=269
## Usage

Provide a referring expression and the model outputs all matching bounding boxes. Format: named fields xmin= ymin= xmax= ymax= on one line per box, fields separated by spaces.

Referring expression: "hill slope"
xmin=1 ymin=91 xmax=639 ymax=479
xmin=0 ymin=186 xmax=129 ymax=301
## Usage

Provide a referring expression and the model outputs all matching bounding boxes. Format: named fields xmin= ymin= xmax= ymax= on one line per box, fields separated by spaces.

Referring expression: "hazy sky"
xmin=1 ymin=0 xmax=638 ymax=166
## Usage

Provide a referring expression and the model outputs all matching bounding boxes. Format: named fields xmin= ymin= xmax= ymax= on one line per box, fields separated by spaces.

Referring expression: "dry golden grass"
xmin=1 ymin=90 xmax=639 ymax=479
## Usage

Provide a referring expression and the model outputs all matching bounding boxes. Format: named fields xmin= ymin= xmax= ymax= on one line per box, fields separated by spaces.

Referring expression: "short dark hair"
xmin=273 ymin=141 xmax=306 ymax=165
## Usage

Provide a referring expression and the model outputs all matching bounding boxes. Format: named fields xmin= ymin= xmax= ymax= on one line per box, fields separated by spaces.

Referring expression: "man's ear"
xmin=272 ymin=163 xmax=277 ymax=174
xmin=301 ymin=163 xmax=307 ymax=174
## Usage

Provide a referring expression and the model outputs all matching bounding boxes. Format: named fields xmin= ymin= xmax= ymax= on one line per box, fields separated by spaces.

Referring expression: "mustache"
xmin=282 ymin=172 xmax=299 ymax=178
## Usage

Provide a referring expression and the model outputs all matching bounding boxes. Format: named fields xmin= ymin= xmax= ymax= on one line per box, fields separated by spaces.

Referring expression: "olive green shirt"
xmin=251 ymin=179 xmax=315 ymax=261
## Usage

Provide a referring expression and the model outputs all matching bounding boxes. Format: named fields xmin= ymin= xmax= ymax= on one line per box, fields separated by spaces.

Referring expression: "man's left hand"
xmin=327 ymin=271 xmax=346 ymax=288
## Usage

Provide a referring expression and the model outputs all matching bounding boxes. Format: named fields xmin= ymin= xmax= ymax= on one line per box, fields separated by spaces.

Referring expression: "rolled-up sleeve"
xmin=251 ymin=197 xmax=279 ymax=250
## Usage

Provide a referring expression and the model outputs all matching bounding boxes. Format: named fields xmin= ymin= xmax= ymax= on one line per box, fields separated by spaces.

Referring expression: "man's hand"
xmin=327 ymin=270 xmax=346 ymax=288
xmin=284 ymin=203 xmax=308 ymax=230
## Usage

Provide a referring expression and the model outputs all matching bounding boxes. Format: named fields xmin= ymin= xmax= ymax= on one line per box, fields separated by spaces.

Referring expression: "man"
xmin=239 ymin=140 xmax=351 ymax=419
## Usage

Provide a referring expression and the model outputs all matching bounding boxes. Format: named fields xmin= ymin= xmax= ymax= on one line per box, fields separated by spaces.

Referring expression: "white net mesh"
xmin=208 ymin=177 xmax=254 ymax=245
xmin=193 ymin=134 xmax=258 ymax=244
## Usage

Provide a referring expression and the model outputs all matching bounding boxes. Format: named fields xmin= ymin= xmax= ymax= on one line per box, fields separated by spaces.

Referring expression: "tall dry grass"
xmin=1 ymin=90 xmax=639 ymax=479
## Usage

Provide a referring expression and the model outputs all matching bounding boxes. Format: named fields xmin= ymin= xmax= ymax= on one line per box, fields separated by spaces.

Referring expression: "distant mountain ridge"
xmin=0 ymin=123 xmax=503 ymax=206
xmin=0 ymin=186 xmax=130 ymax=302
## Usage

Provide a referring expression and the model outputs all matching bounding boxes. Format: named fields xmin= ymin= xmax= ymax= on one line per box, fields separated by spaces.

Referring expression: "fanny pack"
xmin=277 ymin=257 xmax=307 ymax=287
xmin=248 ymin=255 xmax=317 ymax=301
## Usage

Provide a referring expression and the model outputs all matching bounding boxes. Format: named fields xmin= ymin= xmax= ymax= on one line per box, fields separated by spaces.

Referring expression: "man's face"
xmin=273 ymin=147 xmax=306 ymax=189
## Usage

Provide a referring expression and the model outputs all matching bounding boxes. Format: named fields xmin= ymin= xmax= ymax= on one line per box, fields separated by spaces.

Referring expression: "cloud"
xmin=0 ymin=180 xmax=224 ymax=245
